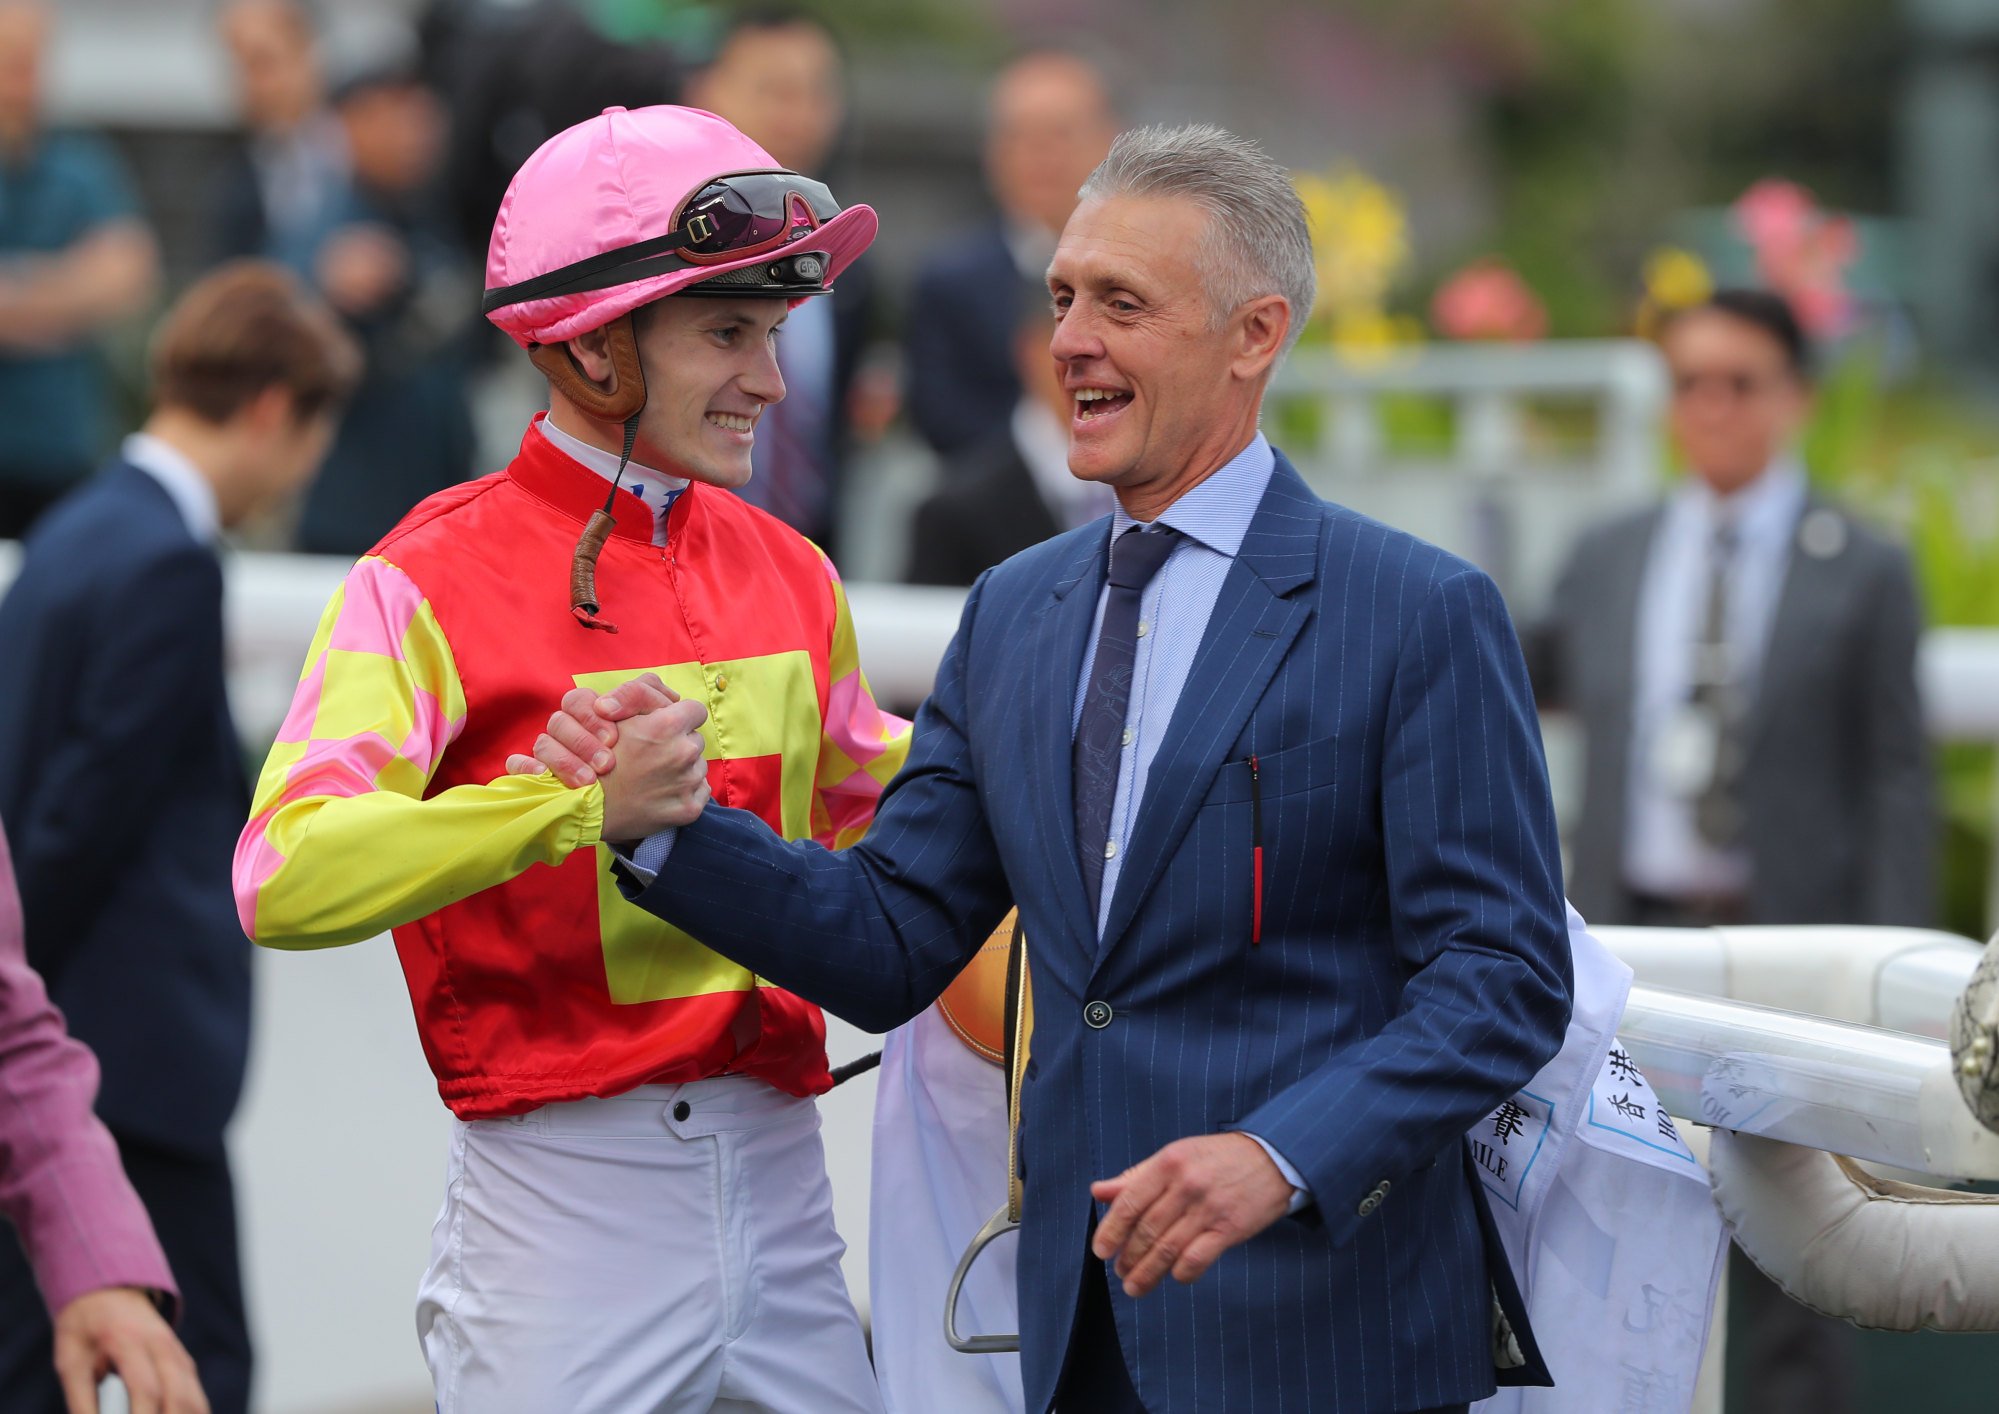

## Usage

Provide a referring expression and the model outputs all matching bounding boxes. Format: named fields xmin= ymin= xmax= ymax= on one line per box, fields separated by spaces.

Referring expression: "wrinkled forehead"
xmin=1047 ymin=193 xmax=1210 ymax=294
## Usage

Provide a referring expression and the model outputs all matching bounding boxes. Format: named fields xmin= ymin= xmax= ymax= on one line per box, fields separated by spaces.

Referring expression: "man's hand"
xmin=506 ymin=675 xmax=708 ymax=839
xmin=53 ymin=1287 xmax=208 ymax=1414
xmin=1090 ymin=1133 xmax=1295 ymax=1298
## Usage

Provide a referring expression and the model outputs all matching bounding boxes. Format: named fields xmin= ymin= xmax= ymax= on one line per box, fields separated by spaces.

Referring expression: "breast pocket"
xmin=1201 ymin=731 xmax=1341 ymax=808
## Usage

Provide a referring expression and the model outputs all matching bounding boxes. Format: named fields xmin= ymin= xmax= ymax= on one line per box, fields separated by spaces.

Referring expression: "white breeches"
xmin=416 ymin=1075 xmax=884 ymax=1414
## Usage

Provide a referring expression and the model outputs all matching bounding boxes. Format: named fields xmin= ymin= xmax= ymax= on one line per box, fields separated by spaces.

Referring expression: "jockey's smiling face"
xmin=566 ymin=296 xmax=789 ymax=490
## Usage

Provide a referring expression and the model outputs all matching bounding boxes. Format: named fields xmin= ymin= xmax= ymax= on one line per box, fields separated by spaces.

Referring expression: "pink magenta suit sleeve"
xmin=0 ymin=817 xmax=176 ymax=1318
xmin=810 ymin=557 xmax=912 ymax=850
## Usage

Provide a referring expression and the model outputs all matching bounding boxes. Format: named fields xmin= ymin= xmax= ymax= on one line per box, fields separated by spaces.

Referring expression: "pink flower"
xmin=1430 ymin=258 xmax=1548 ymax=342
xmin=1731 ymin=179 xmax=1860 ymax=338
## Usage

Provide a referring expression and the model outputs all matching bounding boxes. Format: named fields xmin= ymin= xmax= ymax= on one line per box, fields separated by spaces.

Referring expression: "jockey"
xmin=234 ymin=104 xmax=907 ymax=1412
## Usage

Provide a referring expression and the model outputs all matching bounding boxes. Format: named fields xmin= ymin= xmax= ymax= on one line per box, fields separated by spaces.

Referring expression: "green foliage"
xmin=1799 ymin=347 xmax=1999 ymax=937
xmin=583 ymin=0 xmax=992 ymax=51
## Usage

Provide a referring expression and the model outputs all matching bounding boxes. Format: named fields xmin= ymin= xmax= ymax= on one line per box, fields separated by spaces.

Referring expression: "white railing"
xmin=1268 ymin=339 xmax=1671 ymax=610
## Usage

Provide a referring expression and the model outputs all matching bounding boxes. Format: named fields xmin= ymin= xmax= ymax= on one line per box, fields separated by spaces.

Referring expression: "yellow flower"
xmin=1642 ymin=247 xmax=1713 ymax=311
xmin=1297 ymin=167 xmax=1412 ymax=316
xmin=1329 ymin=308 xmax=1422 ymax=369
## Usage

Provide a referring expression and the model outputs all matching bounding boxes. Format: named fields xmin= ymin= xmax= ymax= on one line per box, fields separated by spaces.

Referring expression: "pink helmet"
xmin=482 ymin=104 xmax=878 ymax=349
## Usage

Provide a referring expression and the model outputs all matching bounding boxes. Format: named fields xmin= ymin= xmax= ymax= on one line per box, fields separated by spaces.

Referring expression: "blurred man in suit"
xmin=1535 ymin=289 xmax=1931 ymax=930
xmin=907 ymin=295 xmax=1112 ymax=586
xmin=0 ymin=263 xmax=358 ymax=1414
xmin=213 ymin=0 xmax=344 ymax=268
xmin=906 ymin=48 xmax=1120 ymax=459
xmin=532 ymin=124 xmax=1572 ymax=1414
xmin=686 ymin=7 xmax=876 ymax=551
xmin=289 ymin=63 xmax=477 ymax=557
xmin=1532 ymin=287 xmax=1933 ymax=1413
xmin=0 ymin=1 xmax=158 ymax=539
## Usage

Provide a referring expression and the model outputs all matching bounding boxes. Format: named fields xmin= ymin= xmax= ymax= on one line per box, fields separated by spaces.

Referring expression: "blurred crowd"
xmin=0 ymin=0 xmax=1132 ymax=574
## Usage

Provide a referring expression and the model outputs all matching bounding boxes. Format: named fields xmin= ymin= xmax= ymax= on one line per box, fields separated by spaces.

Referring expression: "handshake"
xmin=505 ymin=674 xmax=711 ymax=842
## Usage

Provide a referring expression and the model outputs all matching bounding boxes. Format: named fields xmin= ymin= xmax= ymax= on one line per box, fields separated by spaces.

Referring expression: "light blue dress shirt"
xmin=1070 ymin=433 xmax=1310 ymax=1209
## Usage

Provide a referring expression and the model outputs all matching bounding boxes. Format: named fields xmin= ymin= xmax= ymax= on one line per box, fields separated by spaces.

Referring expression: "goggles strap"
xmin=535 ymin=312 xmax=648 ymax=633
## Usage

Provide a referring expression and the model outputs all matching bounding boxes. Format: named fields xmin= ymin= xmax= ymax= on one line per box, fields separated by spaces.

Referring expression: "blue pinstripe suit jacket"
xmin=636 ymin=451 xmax=1574 ymax=1412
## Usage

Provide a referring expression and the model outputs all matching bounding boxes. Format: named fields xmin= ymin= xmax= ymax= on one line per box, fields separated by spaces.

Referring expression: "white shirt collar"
xmin=122 ymin=433 xmax=221 ymax=543
xmin=537 ymin=414 xmax=689 ymax=546
xmin=1011 ymin=399 xmax=1111 ymax=529
xmin=1674 ymin=456 xmax=1808 ymax=547
xmin=1002 ymin=218 xmax=1057 ymax=284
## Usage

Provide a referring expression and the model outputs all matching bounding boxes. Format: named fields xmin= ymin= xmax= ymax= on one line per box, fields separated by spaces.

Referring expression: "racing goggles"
xmin=482 ymin=170 xmax=841 ymax=313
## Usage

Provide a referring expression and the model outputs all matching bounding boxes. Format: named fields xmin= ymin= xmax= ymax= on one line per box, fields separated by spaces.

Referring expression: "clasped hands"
xmin=512 ymin=679 xmax=1298 ymax=1295
xmin=506 ymin=673 xmax=710 ymax=840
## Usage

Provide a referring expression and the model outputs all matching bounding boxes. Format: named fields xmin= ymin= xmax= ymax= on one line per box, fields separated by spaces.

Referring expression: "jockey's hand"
xmin=1090 ymin=1133 xmax=1294 ymax=1298
xmin=505 ymin=674 xmax=678 ymax=787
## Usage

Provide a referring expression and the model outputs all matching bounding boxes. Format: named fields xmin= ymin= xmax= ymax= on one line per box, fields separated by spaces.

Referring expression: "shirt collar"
xmin=122 ymin=433 xmax=221 ymax=543
xmin=1676 ymin=456 xmax=1808 ymax=545
xmin=1110 ymin=433 xmax=1276 ymax=559
xmin=1001 ymin=218 xmax=1057 ymax=284
xmin=538 ymin=414 xmax=688 ymax=537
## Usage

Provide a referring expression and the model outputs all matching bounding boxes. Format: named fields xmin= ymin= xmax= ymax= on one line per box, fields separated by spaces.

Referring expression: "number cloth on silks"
xmin=870 ymin=902 xmax=1723 ymax=1414
xmin=1471 ymin=907 xmax=1726 ymax=1414
xmin=234 ymin=415 xmax=911 ymax=1116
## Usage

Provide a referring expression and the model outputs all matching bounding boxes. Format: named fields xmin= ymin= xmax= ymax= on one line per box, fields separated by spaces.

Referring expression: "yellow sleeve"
xmin=233 ymin=555 xmax=603 ymax=949
xmin=809 ymin=556 xmax=913 ymax=851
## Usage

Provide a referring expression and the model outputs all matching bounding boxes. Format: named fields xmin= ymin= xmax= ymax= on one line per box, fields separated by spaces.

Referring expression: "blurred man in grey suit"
xmin=1532 ymin=287 xmax=1934 ymax=1414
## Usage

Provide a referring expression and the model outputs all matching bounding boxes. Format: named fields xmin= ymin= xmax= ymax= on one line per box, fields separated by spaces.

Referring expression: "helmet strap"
xmin=529 ymin=311 xmax=648 ymax=422
xmin=538 ymin=312 xmax=651 ymax=633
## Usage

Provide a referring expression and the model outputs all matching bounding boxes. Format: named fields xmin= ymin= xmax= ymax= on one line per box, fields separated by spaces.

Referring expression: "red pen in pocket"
xmin=1247 ymin=754 xmax=1264 ymax=945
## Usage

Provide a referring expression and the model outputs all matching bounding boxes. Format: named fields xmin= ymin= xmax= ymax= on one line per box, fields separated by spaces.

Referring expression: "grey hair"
xmin=1077 ymin=123 xmax=1316 ymax=355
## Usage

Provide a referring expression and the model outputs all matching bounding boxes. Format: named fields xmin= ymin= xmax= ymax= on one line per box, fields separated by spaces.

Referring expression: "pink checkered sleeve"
xmin=233 ymin=556 xmax=604 ymax=949
xmin=810 ymin=556 xmax=911 ymax=851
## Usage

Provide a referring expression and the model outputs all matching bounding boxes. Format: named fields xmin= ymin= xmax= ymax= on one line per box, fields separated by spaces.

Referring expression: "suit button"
xmin=1084 ymin=1000 xmax=1113 ymax=1029
xmin=1357 ymin=1196 xmax=1378 ymax=1217
xmin=673 ymin=1101 xmax=691 ymax=1121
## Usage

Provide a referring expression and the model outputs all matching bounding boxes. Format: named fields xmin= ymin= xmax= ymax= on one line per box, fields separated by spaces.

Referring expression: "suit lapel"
xmin=1599 ymin=508 xmax=1661 ymax=751
xmin=1748 ymin=497 xmax=1839 ymax=751
xmin=1028 ymin=524 xmax=1114 ymax=951
xmin=1092 ymin=458 xmax=1320 ymax=970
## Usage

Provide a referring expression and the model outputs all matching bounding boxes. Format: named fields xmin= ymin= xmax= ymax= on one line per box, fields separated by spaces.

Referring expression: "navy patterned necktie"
xmin=1074 ymin=524 xmax=1181 ymax=927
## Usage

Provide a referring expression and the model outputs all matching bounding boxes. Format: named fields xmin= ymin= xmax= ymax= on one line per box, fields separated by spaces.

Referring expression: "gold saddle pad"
xmin=937 ymin=909 xmax=1031 ymax=1066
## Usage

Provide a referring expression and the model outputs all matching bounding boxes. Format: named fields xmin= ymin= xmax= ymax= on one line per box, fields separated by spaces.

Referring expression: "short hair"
xmin=701 ymin=6 xmax=841 ymax=67
xmin=1661 ymin=288 xmax=1813 ymax=379
xmin=1077 ymin=123 xmax=1316 ymax=355
xmin=989 ymin=44 xmax=1126 ymax=128
xmin=149 ymin=261 xmax=363 ymax=425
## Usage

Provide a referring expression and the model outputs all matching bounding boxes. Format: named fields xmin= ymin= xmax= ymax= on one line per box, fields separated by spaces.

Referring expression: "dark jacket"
xmin=904 ymin=223 xmax=1039 ymax=457
xmin=905 ymin=431 xmax=1060 ymax=588
xmin=1531 ymin=494 xmax=1934 ymax=926
xmin=0 ymin=461 xmax=252 ymax=1151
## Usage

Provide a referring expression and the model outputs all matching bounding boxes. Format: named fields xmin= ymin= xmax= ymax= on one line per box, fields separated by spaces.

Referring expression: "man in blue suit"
xmin=524 ymin=124 xmax=1573 ymax=1413
xmin=0 ymin=262 xmax=358 ymax=1413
